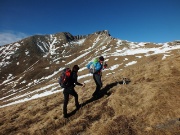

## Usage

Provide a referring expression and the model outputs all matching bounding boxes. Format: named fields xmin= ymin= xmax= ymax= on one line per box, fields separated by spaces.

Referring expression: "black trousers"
xmin=63 ymin=87 xmax=79 ymax=116
xmin=93 ymin=73 xmax=102 ymax=96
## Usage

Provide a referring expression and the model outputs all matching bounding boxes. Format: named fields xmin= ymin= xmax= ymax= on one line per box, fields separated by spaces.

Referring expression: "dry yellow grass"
xmin=0 ymin=54 xmax=180 ymax=135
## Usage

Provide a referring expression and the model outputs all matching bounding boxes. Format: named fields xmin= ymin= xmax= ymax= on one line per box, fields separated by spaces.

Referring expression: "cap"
xmin=73 ymin=65 xmax=80 ymax=71
xmin=99 ymin=56 xmax=104 ymax=61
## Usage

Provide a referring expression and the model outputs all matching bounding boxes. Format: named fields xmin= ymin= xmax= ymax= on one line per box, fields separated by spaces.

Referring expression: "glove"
xmin=104 ymin=63 xmax=108 ymax=68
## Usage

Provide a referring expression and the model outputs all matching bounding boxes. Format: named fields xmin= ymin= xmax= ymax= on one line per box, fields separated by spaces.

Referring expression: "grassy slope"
xmin=0 ymin=54 xmax=180 ymax=135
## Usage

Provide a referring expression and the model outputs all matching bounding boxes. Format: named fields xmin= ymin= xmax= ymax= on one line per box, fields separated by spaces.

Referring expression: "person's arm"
xmin=73 ymin=73 xmax=83 ymax=86
xmin=103 ymin=62 xmax=108 ymax=69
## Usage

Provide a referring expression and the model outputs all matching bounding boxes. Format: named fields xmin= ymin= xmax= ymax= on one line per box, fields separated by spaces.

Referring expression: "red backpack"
xmin=58 ymin=68 xmax=71 ymax=88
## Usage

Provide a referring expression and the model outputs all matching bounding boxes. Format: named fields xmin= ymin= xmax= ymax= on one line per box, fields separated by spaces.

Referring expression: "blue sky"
xmin=0 ymin=0 xmax=180 ymax=45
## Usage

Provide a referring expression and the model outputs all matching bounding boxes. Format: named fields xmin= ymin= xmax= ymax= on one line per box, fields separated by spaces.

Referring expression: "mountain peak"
xmin=94 ymin=30 xmax=111 ymax=36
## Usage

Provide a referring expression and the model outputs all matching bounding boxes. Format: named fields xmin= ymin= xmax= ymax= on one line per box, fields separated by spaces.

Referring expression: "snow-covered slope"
xmin=0 ymin=30 xmax=180 ymax=108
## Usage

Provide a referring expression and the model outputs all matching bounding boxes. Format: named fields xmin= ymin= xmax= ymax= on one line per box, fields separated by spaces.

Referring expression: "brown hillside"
xmin=0 ymin=54 xmax=180 ymax=135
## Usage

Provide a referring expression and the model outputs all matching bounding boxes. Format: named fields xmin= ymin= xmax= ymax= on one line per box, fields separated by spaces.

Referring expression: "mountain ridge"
xmin=0 ymin=30 xmax=179 ymax=134
xmin=0 ymin=30 xmax=180 ymax=106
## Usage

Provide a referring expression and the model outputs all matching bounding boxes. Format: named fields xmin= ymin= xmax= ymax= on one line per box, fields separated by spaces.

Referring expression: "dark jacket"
xmin=66 ymin=71 xmax=82 ymax=88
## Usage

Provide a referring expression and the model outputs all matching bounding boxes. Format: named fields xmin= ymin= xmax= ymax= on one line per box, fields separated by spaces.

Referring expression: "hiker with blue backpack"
xmin=59 ymin=65 xmax=85 ymax=118
xmin=87 ymin=56 xmax=107 ymax=98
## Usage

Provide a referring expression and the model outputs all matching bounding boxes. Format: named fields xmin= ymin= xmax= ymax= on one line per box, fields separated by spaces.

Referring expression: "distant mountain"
xmin=0 ymin=30 xmax=180 ymax=107
xmin=0 ymin=30 xmax=180 ymax=134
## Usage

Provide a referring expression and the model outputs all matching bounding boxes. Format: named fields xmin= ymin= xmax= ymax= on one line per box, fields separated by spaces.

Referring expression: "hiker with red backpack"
xmin=59 ymin=65 xmax=85 ymax=118
xmin=87 ymin=56 xmax=107 ymax=98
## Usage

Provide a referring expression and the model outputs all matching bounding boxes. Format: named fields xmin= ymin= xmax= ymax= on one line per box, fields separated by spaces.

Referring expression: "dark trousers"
xmin=63 ymin=87 xmax=79 ymax=116
xmin=93 ymin=73 xmax=102 ymax=96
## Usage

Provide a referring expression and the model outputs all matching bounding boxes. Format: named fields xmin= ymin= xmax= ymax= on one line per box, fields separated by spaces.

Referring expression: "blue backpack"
xmin=89 ymin=62 xmax=96 ymax=74
xmin=87 ymin=58 xmax=98 ymax=74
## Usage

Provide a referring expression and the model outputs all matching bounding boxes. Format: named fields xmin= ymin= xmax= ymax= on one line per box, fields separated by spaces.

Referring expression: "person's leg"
xmin=63 ymin=91 xmax=69 ymax=118
xmin=69 ymin=89 xmax=80 ymax=109
xmin=92 ymin=74 xmax=102 ymax=96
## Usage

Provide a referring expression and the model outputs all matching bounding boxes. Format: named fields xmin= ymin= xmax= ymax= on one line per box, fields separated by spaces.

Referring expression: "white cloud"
xmin=0 ymin=31 xmax=29 ymax=46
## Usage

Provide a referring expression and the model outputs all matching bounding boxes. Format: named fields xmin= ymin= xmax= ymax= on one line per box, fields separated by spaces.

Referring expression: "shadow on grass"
xmin=67 ymin=80 xmax=130 ymax=118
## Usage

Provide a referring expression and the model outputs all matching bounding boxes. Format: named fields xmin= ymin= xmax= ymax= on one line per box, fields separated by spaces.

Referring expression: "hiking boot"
xmin=76 ymin=105 xmax=80 ymax=110
xmin=63 ymin=113 xmax=68 ymax=118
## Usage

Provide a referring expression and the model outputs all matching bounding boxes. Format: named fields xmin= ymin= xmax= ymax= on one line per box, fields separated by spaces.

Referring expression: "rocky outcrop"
xmin=94 ymin=30 xmax=111 ymax=36
xmin=74 ymin=35 xmax=88 ymax=40
xmin=54 ymin=32 xmax=75 ymax=42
